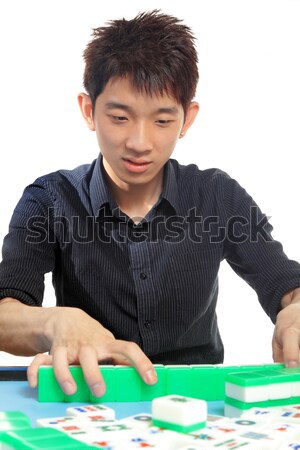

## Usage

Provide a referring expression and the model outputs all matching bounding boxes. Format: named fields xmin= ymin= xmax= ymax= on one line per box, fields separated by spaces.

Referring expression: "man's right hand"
xmin=0 ymin=299 xmax=157 ymax=397
xmin=27 ymin=307 xmax=157 ymax=397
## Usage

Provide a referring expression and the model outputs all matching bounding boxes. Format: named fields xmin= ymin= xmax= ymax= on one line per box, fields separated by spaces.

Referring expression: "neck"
xmin=103 ymin=163 xmax=164 ymax=222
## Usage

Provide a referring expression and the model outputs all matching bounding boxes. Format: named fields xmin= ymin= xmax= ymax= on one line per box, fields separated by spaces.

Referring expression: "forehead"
xmin=96 ymin=76 xmax=183 ymax=112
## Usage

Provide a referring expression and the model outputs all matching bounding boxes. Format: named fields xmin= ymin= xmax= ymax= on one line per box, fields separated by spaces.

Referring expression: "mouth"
xmin=122 ymin=158 xmax=152 ymax=173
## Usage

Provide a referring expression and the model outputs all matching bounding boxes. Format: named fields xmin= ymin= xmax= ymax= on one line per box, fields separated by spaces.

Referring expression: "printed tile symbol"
xmin=170 ymin=396 xmax=189 ymax=402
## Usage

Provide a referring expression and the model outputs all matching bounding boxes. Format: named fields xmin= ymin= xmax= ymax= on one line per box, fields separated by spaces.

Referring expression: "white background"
xmin=0 ymin=0 xmax=299 ymax=367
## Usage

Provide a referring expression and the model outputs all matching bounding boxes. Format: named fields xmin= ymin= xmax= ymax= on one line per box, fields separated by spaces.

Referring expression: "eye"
xmin=156 ymin=119 xmax=173 ymax=126
xmin=111 ymin=116 xmax=128 ymax=123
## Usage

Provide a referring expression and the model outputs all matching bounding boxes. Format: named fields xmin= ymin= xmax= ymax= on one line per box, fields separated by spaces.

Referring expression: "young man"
xmin=0 ymin=10 xmax=300 ymax=398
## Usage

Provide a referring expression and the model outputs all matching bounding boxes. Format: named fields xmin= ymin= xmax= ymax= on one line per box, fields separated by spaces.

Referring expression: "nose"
xmin=125 ymin=122 xmax=153 ymax=153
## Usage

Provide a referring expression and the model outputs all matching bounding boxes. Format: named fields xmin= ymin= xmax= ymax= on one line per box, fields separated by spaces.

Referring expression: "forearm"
xmin=0 ymin=298 xmax=52 ymax=356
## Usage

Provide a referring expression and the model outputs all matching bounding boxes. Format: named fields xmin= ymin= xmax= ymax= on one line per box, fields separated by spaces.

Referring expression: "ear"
xmin=78 ymin=93 xmax=95 ymax=131
xmin=180 ymin=101 xmax=200 ymax=138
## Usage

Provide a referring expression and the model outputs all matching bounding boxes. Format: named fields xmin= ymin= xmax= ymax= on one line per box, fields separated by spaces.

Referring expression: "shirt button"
xmin=144 ymin=320 xmax=151 ymax=328
xmin=140 ymin=272 xmax=147 ymax=280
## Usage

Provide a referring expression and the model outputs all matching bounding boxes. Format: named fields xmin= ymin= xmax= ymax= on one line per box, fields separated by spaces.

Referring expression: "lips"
xmin=122 ymin=158 xmax=152 ymax=173
xmin=124 ymin=158 xmax=150 ymax=165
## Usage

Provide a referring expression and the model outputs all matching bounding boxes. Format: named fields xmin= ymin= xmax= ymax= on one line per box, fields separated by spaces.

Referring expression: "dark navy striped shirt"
xmin=1 ymin=155 xmax=300 ymax=364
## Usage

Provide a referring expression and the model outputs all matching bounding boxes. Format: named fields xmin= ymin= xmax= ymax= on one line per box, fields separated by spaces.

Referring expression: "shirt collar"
xmin=89 ymin=154 xmax=115 ymax=217
xmin=89 ymin=154 xmax=179 ymax=217
xmin=160 ymin=159 xmax=180 ymax=214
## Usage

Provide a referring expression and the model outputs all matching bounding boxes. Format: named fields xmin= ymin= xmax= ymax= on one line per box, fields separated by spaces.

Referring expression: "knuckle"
xmin=117 ymin=340 xmax=138 ymax=353
xmin=284 ymin=327 xmax=300 ymax=337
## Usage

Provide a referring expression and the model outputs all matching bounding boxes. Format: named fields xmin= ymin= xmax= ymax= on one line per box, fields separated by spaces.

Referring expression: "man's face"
xmin=88 ymin=77 xmax=187 ymax=187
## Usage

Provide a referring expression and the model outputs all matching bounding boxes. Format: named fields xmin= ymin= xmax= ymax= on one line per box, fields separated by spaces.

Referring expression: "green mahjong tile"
xmin=225 ymin=371 xmax=269 ymax=387
xmin=225 ymin=394 xmax=300 ymax=411
xmin=1 ymin=427 xmax=65 ymax=441
xmin=152 ymin=418 xmax=206 ymax=433
xmin=0 ymin=411 xmax=30 ymax=422
xmin=262 ymin=363 xmax=285 ymax=370
xmin=114 ymin=366 xmax=142 ymax=401
xmin=166 ymin=365 xmax=192 ymax=396
xmin=1 ymin=427 xmax=93 ymax=449
xmin=215 ymin=366 xmax=244 ymax=400
xmin=276 ymin=367 xmax=300 ymax=381
xmin=140 ymin=365 xmax=167 ymax=400
xmin=90 ymin=366 xmax=116 ymax=402
xmin=64 ymin=366 xmax=90 ymax=402
xmin=256 ymin=368 xmax=295 ymax=384
xmin=0 ymin=419 xmax=31 ymax=433
xmin=191 ymin=365 xmax=218 ymax=401
xmin=38 ymin=366 xmax=64 ymax=402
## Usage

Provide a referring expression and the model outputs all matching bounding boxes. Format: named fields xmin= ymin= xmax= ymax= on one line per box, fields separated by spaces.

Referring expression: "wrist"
xmin=281 ymin=287 xmax=300 ymax=309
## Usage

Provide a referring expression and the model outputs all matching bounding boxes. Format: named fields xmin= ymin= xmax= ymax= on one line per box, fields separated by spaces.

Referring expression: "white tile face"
xmin=266 ymin=421 xmax=300 ymax=440
xmin=184 ymin=427 xmax=229 ymax=446
xmin=283 ymin=404 xmax=300 ymax=414
xmin=225 ymin=382 xmax=268 ymax=402
xmin=36 ymin=416 xmax=81 ymax=428
xmin=226 ymin=417 xmax=269 ymax=431
xmin=89 ymin=422 xmax=133 ymax=439
xmin=268 ymin=382 xmax=292 ymax=400
xmin=176 ymin=446 xmax=210 ymax=450
xmin=80 ymin=418 xmax=117 ymax=428
xmin=66 ymin=404 xmax=115 ymax=420
xmin=90 ymin=438 xmax=126 ymax=449
xmin=205 ymin=422 xmax=239 ymax=438
xmin=291 ymin=382 xmax=300 ymax=397
xmin=207 ymin=436 xmax=262 ymax=448
xmin=142 ymin=427 xmax=189 ymax=449
xmin=119 ymin=413 xmax=152 ymax=430
xmin=224 ymin=404 xmax=244 ymax=418
xmin=125 ymin=430 xmax=184 ymax=449
xmin=207 ymin=414 xmax=226 ymax=424
xmin=275 ymin=411 xmax=300 ymax=426
xmin=241 ymin=407 xmax=282 ymax=423
xmin=152 ymin=395 xmax=207 ymax=426
xmin=277 ymin=442 xmax=300 ymax=450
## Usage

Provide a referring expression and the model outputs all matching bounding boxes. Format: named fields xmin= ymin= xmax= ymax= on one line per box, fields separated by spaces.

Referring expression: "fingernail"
xmin=145 ymin=369 xmax=157 ymax=384
xmin=62 ymin=381 xmax=75 ymax=396
xmin=27 ymin=375 xmax=36 ymax=388
xmin=287 ymin=360 xmax=299 ymax=368
xmin=92 ymin=383 xmax=105 ymax=397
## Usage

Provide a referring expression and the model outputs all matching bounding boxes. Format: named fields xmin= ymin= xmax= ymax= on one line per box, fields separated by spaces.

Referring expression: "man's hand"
xmin=272 ymin=288 xmax=300 ymax=367
xmin=27 ymin=307 xmax=157 ymax=397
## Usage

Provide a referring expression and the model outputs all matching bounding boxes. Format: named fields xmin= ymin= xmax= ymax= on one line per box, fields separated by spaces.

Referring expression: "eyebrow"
xmin=104 ymin=101 xmax=179 ymax=115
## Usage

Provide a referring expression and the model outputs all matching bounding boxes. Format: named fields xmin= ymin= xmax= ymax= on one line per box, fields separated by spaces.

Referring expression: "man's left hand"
xmin=272 ymin=287 xmax=300 ymax=367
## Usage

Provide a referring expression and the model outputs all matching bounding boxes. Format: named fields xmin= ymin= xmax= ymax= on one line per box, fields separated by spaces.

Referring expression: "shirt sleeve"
xmin=215 ymin=171 xmax=300 ymax=324
xmin=0 ymin=180 xmax=56 ymax=306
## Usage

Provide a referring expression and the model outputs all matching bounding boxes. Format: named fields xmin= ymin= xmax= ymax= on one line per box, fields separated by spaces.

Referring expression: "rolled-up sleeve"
xmin=0 ymin=181 xmax=56 ymax=306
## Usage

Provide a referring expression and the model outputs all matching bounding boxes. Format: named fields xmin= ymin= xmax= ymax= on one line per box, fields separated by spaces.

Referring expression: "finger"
xmin=272 ymin=332 xmax=284 ymax=363
xmin=281 ymin=327 xmax=300 ymax=367
xmin=110 ymin=340 xmax=157 ymax=385
xmin=27 ymin=353 xmax=52 ymax=388
xmin=78 ymin=345 xmax=106 ymax=398
xmin=52 ymin=346 xmax=77 ymax=395
xmin=110 ymin=357 xmax=132 ymax=366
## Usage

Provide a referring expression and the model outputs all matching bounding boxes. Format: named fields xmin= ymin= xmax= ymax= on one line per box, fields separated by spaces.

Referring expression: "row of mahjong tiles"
xmin=37 ymin=363 xmax=300 ymax=402
xmin=3 ymin=395 xmax=300 ymax=448
xmin=3 ymin=364 xmax=300 ymax=448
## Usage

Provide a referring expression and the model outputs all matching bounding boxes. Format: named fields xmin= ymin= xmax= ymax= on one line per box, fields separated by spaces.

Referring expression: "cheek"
xmin=156 ymin=134 xmax=179 ymax=155
xmin=96 ymin=125 xmax=125 ymax=151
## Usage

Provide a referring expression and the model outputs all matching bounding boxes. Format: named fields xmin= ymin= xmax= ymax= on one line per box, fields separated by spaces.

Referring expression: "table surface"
xmin=0 ymin=369 xmax=225 ymax=426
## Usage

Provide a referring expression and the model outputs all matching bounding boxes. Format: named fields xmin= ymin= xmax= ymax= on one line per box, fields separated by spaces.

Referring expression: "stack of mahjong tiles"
xmin=4 ymin=397 xmax=300 ymax=449
xmin=225 ymin=367 xmax=300 ymax=417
